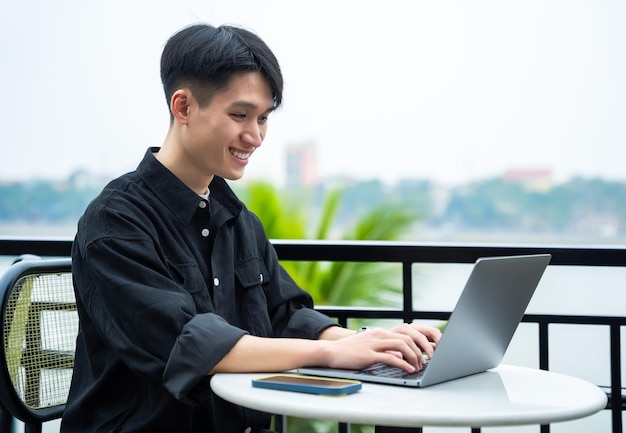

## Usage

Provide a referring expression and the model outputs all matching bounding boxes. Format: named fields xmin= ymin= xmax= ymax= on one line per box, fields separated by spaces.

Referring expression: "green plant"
xmin=239 ymin=181 xmax=420 ymax=433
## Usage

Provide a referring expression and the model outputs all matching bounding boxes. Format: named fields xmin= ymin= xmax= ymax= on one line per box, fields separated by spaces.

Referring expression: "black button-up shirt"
xmin=61 ymin=148 xmax=337 ymax=433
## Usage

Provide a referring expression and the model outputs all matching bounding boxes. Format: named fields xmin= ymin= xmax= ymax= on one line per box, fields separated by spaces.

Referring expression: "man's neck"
xmin=154 ymin=136 xmax=213 ymax=195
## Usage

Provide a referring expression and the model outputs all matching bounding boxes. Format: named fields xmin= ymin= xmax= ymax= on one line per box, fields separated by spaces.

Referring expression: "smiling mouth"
xmin=229 ymin=149 xmax=251 ymax=160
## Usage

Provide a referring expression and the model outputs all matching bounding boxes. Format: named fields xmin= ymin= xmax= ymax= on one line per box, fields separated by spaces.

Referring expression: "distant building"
xmin=285 ymin=141 xmax=318 ymax=186
xmin=503 ymin=168 xmax=553 ymax=192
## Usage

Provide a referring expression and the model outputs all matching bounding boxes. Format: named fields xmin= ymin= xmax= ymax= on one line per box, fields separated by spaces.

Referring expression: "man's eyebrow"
xmin=230 ymin=100 xmax=276 ymax=113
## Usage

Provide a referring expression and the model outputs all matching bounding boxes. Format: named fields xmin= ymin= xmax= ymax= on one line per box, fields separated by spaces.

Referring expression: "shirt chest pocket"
xmin=232 ymin=257 xmax=273 ymax=336
xmin=168 ymin=261 xmax=207 ymax=294
xmin=169 ymin=262 xmax=213 ymax=311
xmin=234 ymin=257 xmax=270 ymax=289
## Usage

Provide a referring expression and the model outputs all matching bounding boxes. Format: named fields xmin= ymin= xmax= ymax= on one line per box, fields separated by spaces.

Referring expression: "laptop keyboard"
xmin=360 ymin=362 xmax=428 ymax=380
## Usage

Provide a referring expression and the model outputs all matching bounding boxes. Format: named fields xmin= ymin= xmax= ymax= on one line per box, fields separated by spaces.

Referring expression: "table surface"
xmin=210 ymin=364 xmax=608 ymax=428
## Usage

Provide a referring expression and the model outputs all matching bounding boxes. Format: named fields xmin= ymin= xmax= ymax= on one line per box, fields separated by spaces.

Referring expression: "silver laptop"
xmin=298 ymin=254 xmax=551 ymax=387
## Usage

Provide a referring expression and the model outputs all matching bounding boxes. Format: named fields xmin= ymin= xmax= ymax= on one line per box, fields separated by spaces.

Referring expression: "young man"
xmin=60 ymin=23 xmax=441 ymax=433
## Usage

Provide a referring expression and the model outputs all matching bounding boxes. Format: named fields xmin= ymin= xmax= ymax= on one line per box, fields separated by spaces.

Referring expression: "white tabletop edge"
xmin=210 ymin=364 xmax=608 ymax=428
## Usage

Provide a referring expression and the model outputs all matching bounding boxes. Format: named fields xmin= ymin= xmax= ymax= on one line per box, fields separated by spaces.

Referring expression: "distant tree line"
xmin=289 ymin=176 xmax=626 ymax=239
xmin=440 ymin=177 xmax=626 ymax=236
xmin=1 ymin=174 xmax=625 ymax=239
xmin=0 ymin=176 xmax=103 ymax=223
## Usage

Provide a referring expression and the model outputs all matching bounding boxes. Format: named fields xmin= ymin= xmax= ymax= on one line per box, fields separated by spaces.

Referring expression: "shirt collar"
xmin=136 ymin=147 xmax=242 ymax=223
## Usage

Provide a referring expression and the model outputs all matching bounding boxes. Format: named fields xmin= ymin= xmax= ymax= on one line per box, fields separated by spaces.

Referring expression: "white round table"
xmin=211 ymin=364 xmax=607 ymax=429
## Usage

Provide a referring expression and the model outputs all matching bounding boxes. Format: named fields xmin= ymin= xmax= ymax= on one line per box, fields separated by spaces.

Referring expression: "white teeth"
xmin=230 ymin=149 xmax=250 ymax=160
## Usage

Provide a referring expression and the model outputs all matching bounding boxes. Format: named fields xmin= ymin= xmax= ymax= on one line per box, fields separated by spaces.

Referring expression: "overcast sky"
xmin=1 ymin=0 xmax=624 ymax=186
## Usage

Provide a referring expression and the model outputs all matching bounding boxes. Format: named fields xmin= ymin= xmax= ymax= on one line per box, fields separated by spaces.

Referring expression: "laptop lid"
xmin=298 ymin=254 xmax=551 ymax=387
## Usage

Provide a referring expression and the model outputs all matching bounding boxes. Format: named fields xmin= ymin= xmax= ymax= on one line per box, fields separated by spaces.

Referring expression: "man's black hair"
xmin=160 ymin=23 xmax=283 ymax=120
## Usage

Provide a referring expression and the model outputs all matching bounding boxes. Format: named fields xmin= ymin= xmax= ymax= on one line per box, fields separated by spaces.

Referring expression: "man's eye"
xmin=231 ymin=113 xmax=246 ymax=120
xmin=258 ymin=116 xmax=269 ymax=124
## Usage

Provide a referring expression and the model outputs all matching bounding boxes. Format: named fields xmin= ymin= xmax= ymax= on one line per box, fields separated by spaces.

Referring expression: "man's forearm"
xmin=208 ymin=335 xmax=332 ymax=374
xmin=318 ymin=325 xmax=355 ymax=341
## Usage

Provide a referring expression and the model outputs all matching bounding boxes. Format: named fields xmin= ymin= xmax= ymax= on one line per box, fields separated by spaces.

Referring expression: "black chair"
xmin=0 ymin=257 xmax=74 ymax=433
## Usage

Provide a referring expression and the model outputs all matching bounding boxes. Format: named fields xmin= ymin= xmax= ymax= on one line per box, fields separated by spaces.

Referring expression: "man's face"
xmin=180 ymin=71 xmax=275 ymax=182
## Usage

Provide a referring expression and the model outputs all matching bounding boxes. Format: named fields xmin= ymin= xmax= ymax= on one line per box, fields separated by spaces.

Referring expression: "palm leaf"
xmin=239 ymin=181 xmax=419 ymax=308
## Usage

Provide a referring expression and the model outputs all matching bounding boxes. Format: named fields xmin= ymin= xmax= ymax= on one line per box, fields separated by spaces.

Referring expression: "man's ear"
xmin=170 ymin=89 xmax=191 ymax=125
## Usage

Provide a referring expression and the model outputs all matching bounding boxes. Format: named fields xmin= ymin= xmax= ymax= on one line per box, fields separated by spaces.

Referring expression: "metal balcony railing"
xmin=0 ymin=238 xmax=624 ymax=433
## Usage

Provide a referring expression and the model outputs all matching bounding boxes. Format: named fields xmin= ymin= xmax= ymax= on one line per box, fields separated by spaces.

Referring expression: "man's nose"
xmin=241 ymin=123 xmax=263 ymax=147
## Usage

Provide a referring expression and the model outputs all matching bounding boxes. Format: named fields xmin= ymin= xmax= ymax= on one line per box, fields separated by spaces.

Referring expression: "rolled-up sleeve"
xmin=280 ymin=306 xmax=339 ymax=338
xmin=163 ymin=313 xmax=247 ymax=404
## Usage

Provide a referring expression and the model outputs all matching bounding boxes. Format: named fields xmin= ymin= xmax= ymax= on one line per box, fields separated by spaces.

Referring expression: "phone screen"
xmin=252 ymin=374 xmax=362 ymax=395
xmin=256 ymin=375 xmax=354 ymax=388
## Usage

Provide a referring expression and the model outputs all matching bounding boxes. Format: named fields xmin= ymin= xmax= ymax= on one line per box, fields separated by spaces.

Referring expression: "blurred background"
xmin=1 ymin=0 xmax=625 ymax=244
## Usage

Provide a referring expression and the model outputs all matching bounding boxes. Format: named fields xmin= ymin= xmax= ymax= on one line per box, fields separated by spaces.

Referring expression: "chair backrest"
xmin=0 ymin=257 xmax=74 ymax=432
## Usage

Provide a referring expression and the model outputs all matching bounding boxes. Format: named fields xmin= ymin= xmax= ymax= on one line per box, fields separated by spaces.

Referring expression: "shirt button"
xmin=213 ymin=277 xmax=220 ymax=287
xmin=198 ymin=201 xmax=207 ymax=208
xmin=244 ymin=428 xmax=252 ymax=433
xmin=259 ymin=273 xmax=263 ymax=283
xmin=201 ymin=228 xmax=210 ymax=237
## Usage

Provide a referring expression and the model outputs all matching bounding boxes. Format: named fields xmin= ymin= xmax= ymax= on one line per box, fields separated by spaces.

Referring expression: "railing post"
xmin=538 ymin=321 xmax=550 ymax=433
xmin=402 ymin=262 xmax=413 ymax=323
xmin=273 ymin=414 xmax=285 ymax=432
xmin=610 ymin=324 xmax=623 ymax=433
xmin=538 ymin=321 xmax=550 ymax=371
